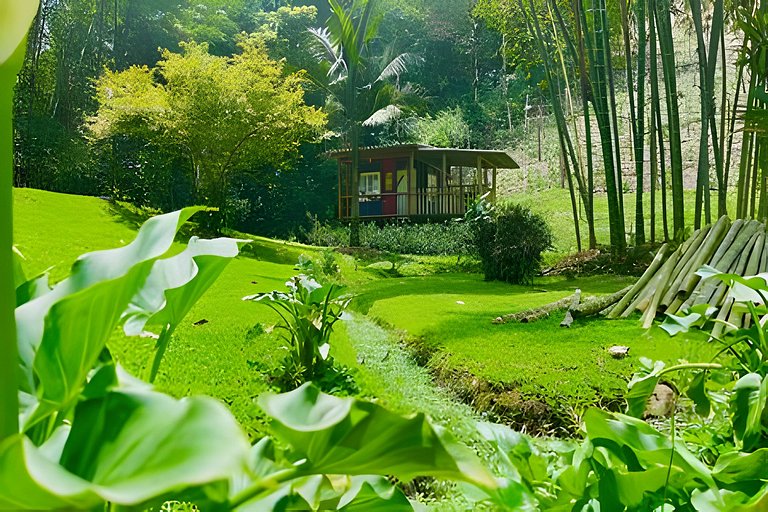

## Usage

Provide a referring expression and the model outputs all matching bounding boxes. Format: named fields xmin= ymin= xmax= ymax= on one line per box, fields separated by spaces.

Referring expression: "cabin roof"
xmin=327 ymin=144 xmax=519 ymax=169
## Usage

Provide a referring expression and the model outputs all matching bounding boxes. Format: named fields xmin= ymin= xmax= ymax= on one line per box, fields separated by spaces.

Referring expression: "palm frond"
xmin=363 ymin=105 xmax=402 ymax=127
xmin=376 ymin=53 xmax=423 ymax=83
xmin=308 ymin=27 xmax=346 ymax=77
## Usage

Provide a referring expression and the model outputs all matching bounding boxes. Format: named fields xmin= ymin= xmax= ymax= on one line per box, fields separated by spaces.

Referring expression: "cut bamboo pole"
xmin=621 ymin=246 xmax=681 ymax=317
xmin=608 ymin=243 xmax=668 ymax=318
xmin=660 ymin=226 xmax=711 ymax=306
xmin=683 ymin=220 xmax=760 ymax=310
xmin=642 ymin=249 xmax=681 ymax=328
xmin=674 ymin=216 xmax=730 ymax=299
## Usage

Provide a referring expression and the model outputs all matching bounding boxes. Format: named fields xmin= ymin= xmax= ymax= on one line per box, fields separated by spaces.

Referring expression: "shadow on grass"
xmin=102 ymin=199 xmax=321 ymax=266
xmin=352 ymin=273 xmax=635 ymax=314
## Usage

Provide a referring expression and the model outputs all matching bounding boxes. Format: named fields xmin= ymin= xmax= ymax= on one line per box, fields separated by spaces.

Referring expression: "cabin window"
xmin=360 ymin=172 xmax=381 ymax=195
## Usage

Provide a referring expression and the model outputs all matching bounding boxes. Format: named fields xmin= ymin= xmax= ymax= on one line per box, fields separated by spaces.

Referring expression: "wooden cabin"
xmin=329 ymin=144 xmax=519 ymax=220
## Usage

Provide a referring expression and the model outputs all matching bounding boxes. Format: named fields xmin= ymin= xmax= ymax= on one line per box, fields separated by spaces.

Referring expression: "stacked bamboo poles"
xmin=608 ymin=216 xmax=768 ymax=330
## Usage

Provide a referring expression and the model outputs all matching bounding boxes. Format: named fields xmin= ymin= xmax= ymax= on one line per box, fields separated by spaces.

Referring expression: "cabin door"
xmin=397 ymin=169 xmax=408 ymax=216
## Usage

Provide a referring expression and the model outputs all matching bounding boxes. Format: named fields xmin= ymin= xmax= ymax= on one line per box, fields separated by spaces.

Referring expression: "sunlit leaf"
xmin=730 ymin=373 xmax=767 ymax=451
xmin=259 ymin=383 xmax=496 ymax=488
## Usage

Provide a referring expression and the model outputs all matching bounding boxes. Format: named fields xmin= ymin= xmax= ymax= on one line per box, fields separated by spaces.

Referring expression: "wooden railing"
xmin=339 ymin=185 xmax=488 ymax=219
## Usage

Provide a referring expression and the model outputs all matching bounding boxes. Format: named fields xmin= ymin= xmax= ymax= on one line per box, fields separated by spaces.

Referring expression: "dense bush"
xmin=471 ymin=202 xmax=553 ymax=284
xmin=303 ymin=218 xmax=474 ymax=256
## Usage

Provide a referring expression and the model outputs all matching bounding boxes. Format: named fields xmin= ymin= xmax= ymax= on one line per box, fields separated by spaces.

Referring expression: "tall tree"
xmin=89 ymin=40 xmax=326 ymax=227
xmin=310 ymin=0 xmax=420 ymax=246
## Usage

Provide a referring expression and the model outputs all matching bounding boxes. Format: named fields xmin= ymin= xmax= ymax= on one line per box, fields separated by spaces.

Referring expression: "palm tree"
xmin=310 ymin=0 xmax=420 ymax=246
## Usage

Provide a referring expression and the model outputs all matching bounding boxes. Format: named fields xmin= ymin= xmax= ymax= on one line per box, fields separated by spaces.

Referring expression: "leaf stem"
xmin=149 ymin=323 xmax=174 ymax=383
xmin=657 ymin=363 xmax=724 ymax=378
xmin=228 ymin=467 xmax=301 ymax=509
xmin=0 ymin=40 xmax=26 ymax=442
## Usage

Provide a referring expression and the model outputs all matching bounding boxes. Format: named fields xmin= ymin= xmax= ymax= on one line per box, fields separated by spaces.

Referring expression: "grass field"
xmin=14 ymin=187 xmax=717 ymax=439
xmin=352 ymin=273 xmax=716 ymax=429
xmin=507 ymin=188 xmax=738 ymax=262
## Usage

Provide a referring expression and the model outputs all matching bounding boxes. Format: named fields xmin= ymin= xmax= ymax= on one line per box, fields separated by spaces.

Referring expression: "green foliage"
xmin=6 ymin=205 xmax=497 ymax=510
xmin=245 ymin=274 xmax=352 ymax=390
xmin=304 ymin=218 xmax=474 ymax=256
xmin=469 ymin=199 xmax=553 ymax=284
xmin=89 ymin=39 xmax=326 ymax=227
xmin=413 ymin=107 xmax=472 ymax=148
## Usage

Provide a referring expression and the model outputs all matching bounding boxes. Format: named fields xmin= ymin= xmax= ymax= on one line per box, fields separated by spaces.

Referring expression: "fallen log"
xmin=571 ymin=286 xmax=633 ymax=319
xmin=493 ymin=293 xmax=576 ymax=324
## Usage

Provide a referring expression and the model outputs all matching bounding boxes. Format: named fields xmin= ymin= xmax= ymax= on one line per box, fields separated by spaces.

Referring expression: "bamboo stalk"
xmin=696 ymin=230 xmax=761 ymax=307
xmin=760 ymin=235 xmax=768 ymax=272
xmin=642 ymin=249 xmax=681 ymax=328
xmin=608 ymin=243 xmax=669 ymax=318
xmin=660 ymin=226 xmax=710 ymax=307
xmin=672 ymin=215 xmax=730 ymax=300
xmin=698 ymin=241 xmax=749 ymax=313
xmin=623 ymin=246 xmax=681 ymax=318
xmin=722 ymin=238 xmax=759 ymax=331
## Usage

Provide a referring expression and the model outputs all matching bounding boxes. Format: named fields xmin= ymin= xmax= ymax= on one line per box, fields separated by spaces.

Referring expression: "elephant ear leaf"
xmin=59 ymin=389 xmax=249 ymax=505
xmin=687 ymin=371 xmax=711 ymax=418
xmin=625 ymin=358 xmax=666 ymax=417
xmin=123 ymin=236 xmax=249 ymax=336
xmin=259 ymin=383 xmax=497 ymax=489
xmin=0 ymin=1 xmax=39 ymax=67
xmin=731 ymin=373 xmax=768 ymax=451
xmin=0 ymin=389 xmax=248 ymax=509
xmin=19 ymin=207 xmax=204 ymax=429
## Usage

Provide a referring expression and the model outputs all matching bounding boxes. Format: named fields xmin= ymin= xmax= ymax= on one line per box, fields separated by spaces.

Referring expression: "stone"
xmin=645 ymin=383 xmax=676 ymax=417
xmin=608 ymin=345 xmax=630 ymax=359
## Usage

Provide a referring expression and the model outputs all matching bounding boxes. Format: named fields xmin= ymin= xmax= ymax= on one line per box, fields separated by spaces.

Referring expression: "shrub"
xmin=303 ymin=218 xmax=474 ymax=256
xmin=470 ymin=202 xmax=553 ymax=284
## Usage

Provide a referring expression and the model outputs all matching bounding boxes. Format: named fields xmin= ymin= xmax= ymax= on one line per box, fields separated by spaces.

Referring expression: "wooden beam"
xmin=492 ymin=167 xmax=497 ymax=202
xmin=337 ymin=160 xmax=341 ymax=219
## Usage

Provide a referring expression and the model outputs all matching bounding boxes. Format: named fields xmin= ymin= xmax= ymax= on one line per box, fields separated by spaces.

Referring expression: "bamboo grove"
xmin=492 ymin=0 xmax=768 ymax=254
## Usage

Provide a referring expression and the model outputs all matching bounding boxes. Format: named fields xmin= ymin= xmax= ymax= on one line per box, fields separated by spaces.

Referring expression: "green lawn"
xmin=14 ymin=187 xmax=717 ymax=439
xmin=507 ymin=188 xmax=738 ymax=261
xmin=353 ymin=273 xmax=716 ymax=426
xmin=14 ymin=189 xmax=336 ymax=439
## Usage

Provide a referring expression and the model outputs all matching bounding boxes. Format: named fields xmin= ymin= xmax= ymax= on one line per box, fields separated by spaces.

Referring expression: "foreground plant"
xmin=244 ymin=272 xmax=351 ymax=389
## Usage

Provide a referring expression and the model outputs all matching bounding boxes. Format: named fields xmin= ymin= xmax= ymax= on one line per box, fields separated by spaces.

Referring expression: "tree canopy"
xmin=89 ymin=40 xmax=326 ymax=225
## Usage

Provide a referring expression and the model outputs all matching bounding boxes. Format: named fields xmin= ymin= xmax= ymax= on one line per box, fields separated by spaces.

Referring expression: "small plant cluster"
xmin=244 ymin=265 xmax=355 ymax=393
xmin=465 ymin=196 xmax=554 ymax=285
xmin=303 ymin=217 xmax=474 ymax=256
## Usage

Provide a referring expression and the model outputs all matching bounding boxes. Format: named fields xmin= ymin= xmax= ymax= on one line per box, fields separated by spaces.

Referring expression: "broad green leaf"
xmin=692 ymin=483 xmax=768 ymax=512
xmin=18 ymin=207 xmax=203 ymax=427
xmin=259 ymin=383 xmax=496 ymax=488
xmin=335 ymin=476 xmax=413 ymax=511
xmin=15 ymin=274 xmax=51 ymax=307
xmin=0 ymin=1 xmax=39 ymax=66
xmin=713 ymin=449 xmax=768 ymax=484
xmin=730 ymin=373 xmax=768 ymax=450
xmin=625 ymin=358 xmax=665 ymax=417
xmin=695 ymin=266 xmax=768 ymax=303
xmin=123 ymin=236 xmax=247 ymax=336
xmin=60 ymin=389 xmax=249 ymax=504
xmin=1 ymin=389 xmax=248 ymax=509
xmin=583 ymin=409 xmax=715 ymax=489
xmin=12 ymin=246 xmax=26 ymax=289
xmin=687 ymin=371 xmax=712 ymax=417
xmin=660 ymin=305 xmax=717 ymax=336
xmin=0 ymin=434 xmax=97 ymax=510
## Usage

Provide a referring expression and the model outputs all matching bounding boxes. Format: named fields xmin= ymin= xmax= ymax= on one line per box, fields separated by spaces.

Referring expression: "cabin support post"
xmin=476 ymin=155 xmax=482 ymax=198
xmin=337 ymin=159 xmax=342 ymax=219
xmin=492 ymin=166 xmax=497 ymax=202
